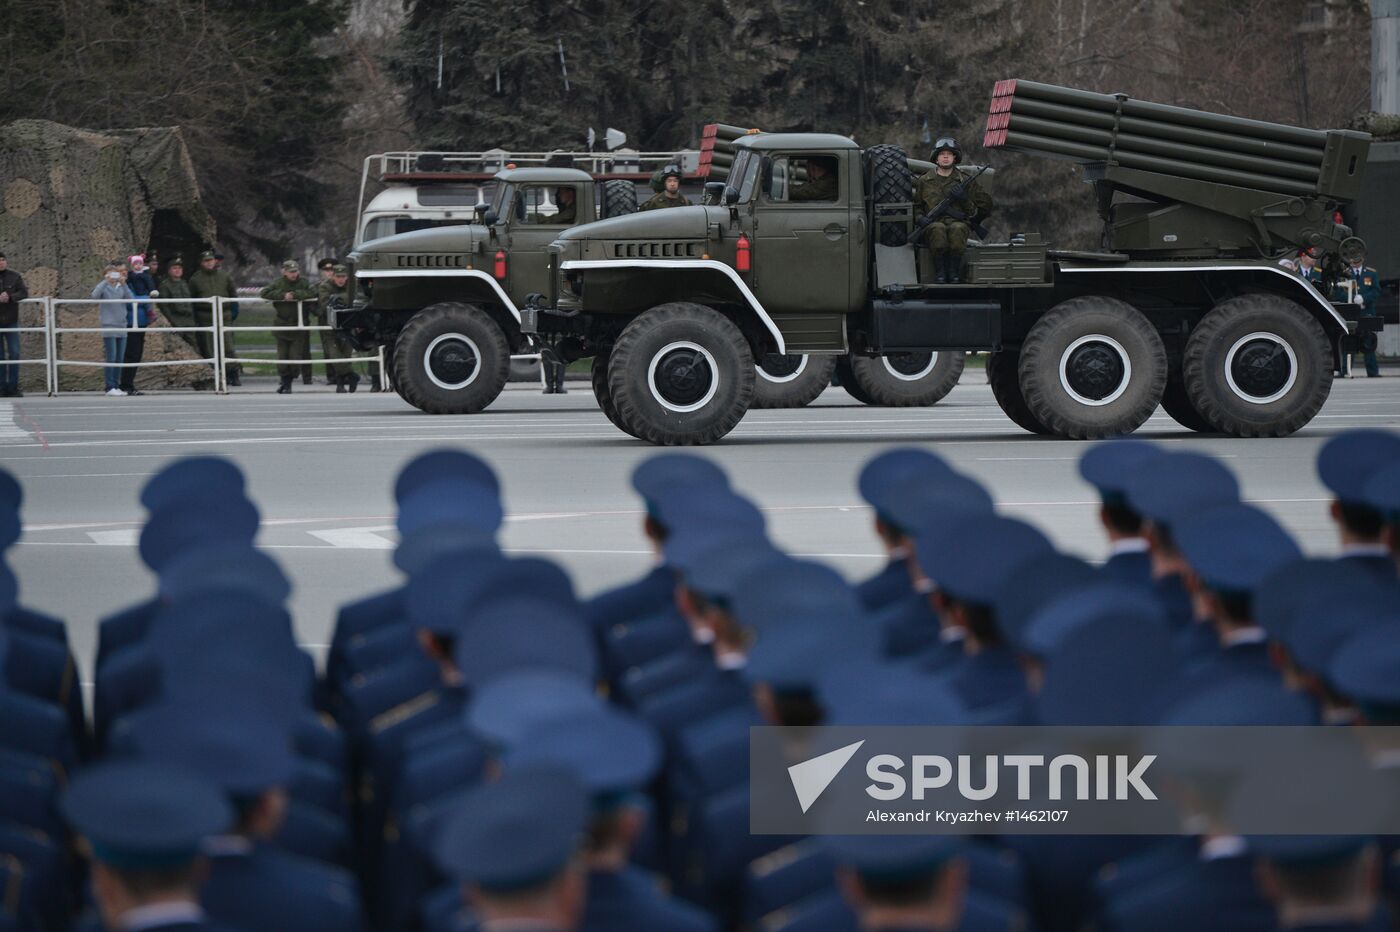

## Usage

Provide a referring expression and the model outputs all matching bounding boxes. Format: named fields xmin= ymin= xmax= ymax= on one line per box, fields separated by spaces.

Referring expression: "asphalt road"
xmin=4 ymin=372 xmax=1398 ymax=685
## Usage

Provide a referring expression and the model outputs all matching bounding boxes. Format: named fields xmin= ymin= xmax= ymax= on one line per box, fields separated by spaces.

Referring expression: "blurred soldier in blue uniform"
xmin=1316 ymin=430 xmax=1400 ymax=579
xmin=1078 ymin=440 xmax=1161 ymax=582
xmin=1362 ymin=459 xmax=1400 ymax=574
xmin=62 ymin=761 xmax=239 ymax=931
xmin=852 ymin=448 xmax=954 ymax=612
xmin=432 ymin=765 xmax=591 ymax=931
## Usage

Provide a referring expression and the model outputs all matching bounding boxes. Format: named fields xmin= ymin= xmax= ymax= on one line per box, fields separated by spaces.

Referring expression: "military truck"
xmin=338 ymin=166 xmax=647 ymax=412
xmin=519 ymin=79 xmax=1380 ymax=445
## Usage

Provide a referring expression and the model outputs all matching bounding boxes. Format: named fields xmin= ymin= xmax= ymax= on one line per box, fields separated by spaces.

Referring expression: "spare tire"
xmin=751 ymin=353 xmax=837 ymax=408
xmin=601 ymin=179 xmax=638 ymax=219
xmin=864 ymin=144 xmax=914 ymax=246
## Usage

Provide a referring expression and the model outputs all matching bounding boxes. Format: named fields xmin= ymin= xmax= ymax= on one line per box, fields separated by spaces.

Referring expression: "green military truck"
xmin=519 ymin=79 xmax=1380 ymax=444
xmin=337 ymin=166 xmax=641 ymax=412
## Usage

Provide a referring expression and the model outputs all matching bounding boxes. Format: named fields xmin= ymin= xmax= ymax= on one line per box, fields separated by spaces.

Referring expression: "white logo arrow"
xmin=788 ymin=740 xmax=865 ymax=813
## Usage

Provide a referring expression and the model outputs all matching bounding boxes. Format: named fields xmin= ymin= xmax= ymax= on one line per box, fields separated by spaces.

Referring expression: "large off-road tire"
xmin=834 ymin=356 xmax=875 ymax=405
xmin=847 ymin=352 xmax=965 ymax=406
xmin=607 ymin=303 xmax=754 ymax=445
xmin=601 ymin=179 xmax=638 ymax=219
xmin=1018 ymin=296 xmax=1167 ymax=439
xmin=751 ymin=353 xmax=837 ymax=408
xmin=1160 ymin=361 xmax=1215 ymax=433
xmin=591 ymin=351 xmax=639 ymax=438
xmin=1181 ymin=294 xmax=1332 ymax=437
xmin=987 ymin=350 xmax=1051 ymax=434
xmin=392 ymin=303 xmax=511 ymax=414
xmin=864 ymin=144 xmax=914 ymax=246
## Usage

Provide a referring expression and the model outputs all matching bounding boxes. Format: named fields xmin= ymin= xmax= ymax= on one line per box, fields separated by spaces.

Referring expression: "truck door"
xmin=506 ymin=184 xmax=582 ymax=301
xmin=751 ymin=152 xmax=851 ymax=314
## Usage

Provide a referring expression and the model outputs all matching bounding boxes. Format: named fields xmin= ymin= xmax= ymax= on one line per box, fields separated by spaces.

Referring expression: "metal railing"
xmin=0 ymin=299 xmax=56 ymax=395
xmin=49 ymin=297 xmax=222 ymax=393
xmin=219 ymin=297 xmax=379 ymax=391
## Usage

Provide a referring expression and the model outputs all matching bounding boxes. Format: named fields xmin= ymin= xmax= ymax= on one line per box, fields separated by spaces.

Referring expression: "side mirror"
xmin=473 ymin=204 xmax=487 ymax=218
xmin=724 ymin=185 xmax=740 ymax=206
xmin=482 ymin=210 xmax=499 ymax=226
xmin=703 ymin=182 xmax=726 ymax=205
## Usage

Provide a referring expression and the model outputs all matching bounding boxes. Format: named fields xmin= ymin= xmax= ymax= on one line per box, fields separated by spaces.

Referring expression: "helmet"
xmin=661 ymin=164 xmax=682 ymax=181
xmin=931 ymin=137 xmax=961 ymax=164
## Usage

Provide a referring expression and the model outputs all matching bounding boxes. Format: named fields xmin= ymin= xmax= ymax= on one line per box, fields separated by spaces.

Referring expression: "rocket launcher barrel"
xmin=984 ymin=78 xmax=1369 ymax=202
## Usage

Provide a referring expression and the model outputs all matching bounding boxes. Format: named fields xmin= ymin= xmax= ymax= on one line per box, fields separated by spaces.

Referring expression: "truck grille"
xmin=394 ymin=253 xmax=465 ymax=268
xmin=611 ymin=241 xmax=703 ymax=259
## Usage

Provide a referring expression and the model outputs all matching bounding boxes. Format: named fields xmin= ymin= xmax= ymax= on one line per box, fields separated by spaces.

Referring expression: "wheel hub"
xmin=424 ymin=334 xmax=480 ymax=390
xmin=759 ymin=353 xmax=806 ymax=380
xmin=881 ymin=352 xmax=938 ymax=382
xmin=1063 ymin=340 xmax=1126 ymax=402
xmin=652 ymin=347 xmax=714 ymax=408
xmin=1229 ymin=337 xmax=1293 ymax=400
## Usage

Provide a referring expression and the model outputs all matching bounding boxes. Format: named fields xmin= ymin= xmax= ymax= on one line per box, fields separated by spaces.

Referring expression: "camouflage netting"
xmin=0 ymin=120 xmax=219 ymax=391
xmin=1351 ymin=112 xmax=1400 ymax=141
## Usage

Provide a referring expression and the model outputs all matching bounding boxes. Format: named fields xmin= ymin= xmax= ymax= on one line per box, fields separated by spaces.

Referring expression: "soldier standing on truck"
xmin=260 ymin=260 xmax=319 ymax=394
xmin=1343 ymin=250 xmax=1383 ymax=378
xmin=641 ymin=167 xmax=691 ymax=210
xmin=790 ymin=156 xmax=839 ymax=201
xmin=914 ymin=138 xmax=993 ymax=284
xmin=318 ymin=264 xmax=361 ymax=393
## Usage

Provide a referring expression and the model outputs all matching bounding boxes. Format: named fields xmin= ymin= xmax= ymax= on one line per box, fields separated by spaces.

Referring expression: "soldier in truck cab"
xmin=554 ymin=187 xmax=578 ymax=224
xmin=641 ymin=167 xmax=691 ymax=210
xmin=914 ymin=137 xmax=993 ymax=284
xmin=789 ymin=156 xmax=839 ymax=202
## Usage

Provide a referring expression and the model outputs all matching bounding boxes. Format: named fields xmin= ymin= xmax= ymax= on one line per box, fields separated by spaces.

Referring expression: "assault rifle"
xmin=903 ymin=165 xmax=991 ymax=246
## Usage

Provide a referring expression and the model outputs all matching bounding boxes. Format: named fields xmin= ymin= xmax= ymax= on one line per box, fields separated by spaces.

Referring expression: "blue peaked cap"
xmin=139 ymin=457 xmax=246 ymax=514
xmin=858 ymin=448 xmax=953 ymax=509
xmin=157 ymin=543 xmax=291 ymax=605
xmin=1173 ymin=503 xmax=1302 ymax=595
xmin=509 ymin=704 xmax=662 ymax=797
xmin=630 ymin=453 xmax=729 ymax=504
xmin=397 ymin=478 xmax=504 ymax=537
xmin=1362 ymin=461 xmax=1400 ymax=522
xmin=138 ymin=498 xmax=260 ymax=572
xmin=915 ymin=514 xmax=1054 ymax=606
xmin=1123 ymin=451 xmax=1239 ymax=526
xmin=1316 ymin=430 xmax=1400 ymax=505
xmin=467 ymin=669 xmax=603 ymax=749
xmin=1078 ymin=439 xmax=1165 ymax=500
xmin=395 ymin=449 xmax=501 ymax=503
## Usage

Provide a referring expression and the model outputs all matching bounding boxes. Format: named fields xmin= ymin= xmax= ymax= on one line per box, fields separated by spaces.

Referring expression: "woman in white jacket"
xmin=90 ymin=266 xmax=135 ymax=395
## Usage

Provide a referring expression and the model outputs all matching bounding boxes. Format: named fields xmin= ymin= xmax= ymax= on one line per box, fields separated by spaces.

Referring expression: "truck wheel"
xmin=393 ymin=303 xmax=511 ymax=414
xmin=987 ymin=350 xmax=1051 ymax=434
xmin=1160 ymin=362 xmax=1215 ymax=433
xmin=601 ymin=179 xmax=638 ymax=219
xmin=751 ymin=353 xmax=837 ymax=408
xmin=1181 ymin=294 xmax=1332 ymax=437
xmin=1018 ymin=297 xmax=1166 ymax=439
xmin=865 ymin=144 xmax=914 ymax=247
xmin=607 ymin=303 xmax=754 ymax=445
xmin=591 ymin=351 xmax=639 ymax=438
xmin=847 ymin=352 xmax=965 ymax=406
xmin=834 ymin=356 xmax=876 ymax=405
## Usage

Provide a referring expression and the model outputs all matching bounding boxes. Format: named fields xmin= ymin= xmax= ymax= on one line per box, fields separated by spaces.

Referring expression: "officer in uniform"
xmin=1078 ymin=440 xmax=1162 ymax=582
xmin=554 ymin=187 xmax=578 ymax=224
xmin=914 ymin=138 xmax=993 ymax=284
xmin=789 ymin=156 xmax=839 ymax=201
xmin=188 ymin=250 xmax=240 ymax=386
xmin=640 ymin=167 xmax=691 ymax=210
xmin=62 ymin=761 xmax=236 ymax=932
xmin=260 ymin=260 xmax=319 ymax=394
xmin=852 ymin=448 xmax=954 ymax=612
xmin=316 ymin=264 xmax=360 ymax=393
xmin=432 ymin=764 xmax=591 ymax=931
xmin=1362 ymin=458 xmax=1400 ymax=573
xmin=1341 ymin=250 xmax=1383 ymax=377
xmin=157 ymin=257 xmax=200 ymax=357
xmin=824 ymin=835 xmax=971 ymax=931
xmin=1316 ymin=430 xmax=1400 ymax=578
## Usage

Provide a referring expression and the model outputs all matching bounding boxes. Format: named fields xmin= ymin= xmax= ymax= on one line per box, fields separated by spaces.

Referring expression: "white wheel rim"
xmin=757 ymin=355 xmax=809 ymax=384
xmin=423 ymin=333 xmax=482 ymax=390
xmin=881 ymin=352 xmax=939 ymax=382
xmin=647 ymin=341 xmax=719 ymax=413
xmin=1058 ymin=334 xmax=1132 ymax=407
xmin=1224 ymin=331 xmax=1297 ymax=405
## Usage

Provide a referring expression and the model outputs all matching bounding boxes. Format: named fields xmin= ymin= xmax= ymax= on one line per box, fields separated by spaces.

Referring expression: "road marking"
xmin=87 ymin=530 xmax=139 ymax=545
xmin=308 ymin=526 xmax=395 ymax=549
xmin=0 ymin=402 xmax=32 ymax=442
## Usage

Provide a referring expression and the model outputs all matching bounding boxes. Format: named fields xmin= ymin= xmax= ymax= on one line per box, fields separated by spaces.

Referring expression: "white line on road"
xmin=307 ymin=527 xmax=395 ymax=549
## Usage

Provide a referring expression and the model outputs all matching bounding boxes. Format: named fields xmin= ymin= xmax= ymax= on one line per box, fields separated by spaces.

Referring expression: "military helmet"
xmin=931 ymin=137 xmax=962 ymax=164
xmin=661 ymin=164 xmax=682 ymax=182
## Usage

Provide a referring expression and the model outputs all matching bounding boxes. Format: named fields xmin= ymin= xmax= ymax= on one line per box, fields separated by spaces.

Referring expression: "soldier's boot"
xmin=301 ymin=365 xmax=313 ymax=386
xmin=932 ymin=252 xmax=948 ymax=284
xmin=336 ymin=376 xmax=347 ymax=394
xmin=369 ymin=370 xmax=382 ymax=393
xmin=947 ymin=254 xmax=963 ymax=284
xmin=277 ymin=378 xmax=293 ymax=394
xmin=226 ymin=367 xmax=242 ymax=387
xmin=346 ymin=372 xmax=360 ymax=393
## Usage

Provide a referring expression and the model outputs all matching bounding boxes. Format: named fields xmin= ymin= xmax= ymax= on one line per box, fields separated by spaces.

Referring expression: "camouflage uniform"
xmin=913 ymin=169 xmax=993 ymax=256
xmin=789 ymin=169 xmax=838 ymax=202
xmin=158 ymin=273 xmax=197 ymax=354
xmin=188 ymin=261 xmax=239 ymax=379
xmin=316 ymin=275 xmax=357 ymax=384
xmin=554 ymin=196 xmax=577 ymax=224
xmin=259 ymin=271 xmax=318 ymax=383
xmin=640 ymin=191 xmax=691 ymax=211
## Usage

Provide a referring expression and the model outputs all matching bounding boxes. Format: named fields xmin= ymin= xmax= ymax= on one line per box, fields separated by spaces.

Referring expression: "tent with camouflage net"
xmin=0 ymin=120 xmax=217 ymax=390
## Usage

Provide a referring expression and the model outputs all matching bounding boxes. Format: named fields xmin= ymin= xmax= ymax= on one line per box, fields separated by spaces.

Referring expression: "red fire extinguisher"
xmin=735 ymin=234 xmax=751 ymax=272
xmin=493 ymin=250 xmax=507 ymax=280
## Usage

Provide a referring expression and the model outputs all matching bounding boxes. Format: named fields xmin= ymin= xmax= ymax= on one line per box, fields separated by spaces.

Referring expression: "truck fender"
xmin=353 ymin=268 xmax=521 ymax=324
xmin=560 ymin=258 xmax=787 ymax=355
xmin=1056 ymin=262 xmax=1348 ymax=333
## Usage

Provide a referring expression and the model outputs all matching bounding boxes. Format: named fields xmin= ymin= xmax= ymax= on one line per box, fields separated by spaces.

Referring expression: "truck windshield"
xmin=732 ymin=150 xmax=760 ymax=204
xmin=489 ymin=183 xmax=513 ymax=220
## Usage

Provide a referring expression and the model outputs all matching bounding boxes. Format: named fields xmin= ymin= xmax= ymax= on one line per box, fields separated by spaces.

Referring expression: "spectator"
xmin=91 ymin=265 xmax=135 ymax=396
xmin=0 ymin=251 xmax=29 ymax=398
xmin=120 ymin=254 xmax=158 ymax=396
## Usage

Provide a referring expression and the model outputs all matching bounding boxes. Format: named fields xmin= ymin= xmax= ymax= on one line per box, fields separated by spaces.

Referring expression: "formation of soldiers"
xmin=2 ymin=430 xmax=1400 ymax=930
